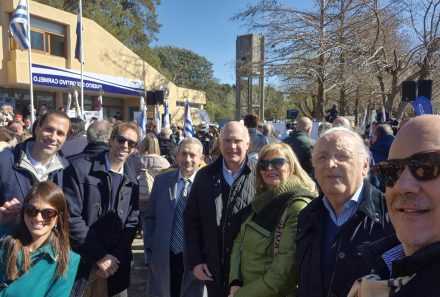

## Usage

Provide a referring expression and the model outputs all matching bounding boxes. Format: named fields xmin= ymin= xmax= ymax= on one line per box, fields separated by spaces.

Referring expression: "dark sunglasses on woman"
xmin=115 ymin=135 xmax=138 ymax=149
xmin=372 ymin=150 xmax=440 ymax=187
xmin=258 ymin=158 xmax=287 ymax=171
xmin=24 ymin=204 xmax=58 ymax=221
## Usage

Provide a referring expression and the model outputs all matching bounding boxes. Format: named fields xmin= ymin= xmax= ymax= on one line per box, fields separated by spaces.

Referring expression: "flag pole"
xmin=26 ymin=0 xmax=34 ymax=124
xmin=79 ymin=0 xmax=84 ymax=119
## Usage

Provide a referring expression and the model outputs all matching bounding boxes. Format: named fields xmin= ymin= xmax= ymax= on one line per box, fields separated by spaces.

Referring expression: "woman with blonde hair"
xmin=229 ymin=142 xmax=318 ymax=297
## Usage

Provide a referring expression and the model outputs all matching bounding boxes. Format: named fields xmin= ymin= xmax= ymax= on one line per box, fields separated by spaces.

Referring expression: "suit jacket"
xmin=144 ymin=169 xmax=203 ymax=297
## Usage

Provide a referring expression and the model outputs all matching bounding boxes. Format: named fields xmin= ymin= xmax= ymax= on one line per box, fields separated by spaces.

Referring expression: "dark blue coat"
xmin=64 ymin=151 xmax=139 ymax=296
xmin=370 ymin=134 xmax=394 ymax=164
xmin=0 ymin=140 xmax=68 ymax=204
xmin=296 ymin=182 xmax=394 ymax=297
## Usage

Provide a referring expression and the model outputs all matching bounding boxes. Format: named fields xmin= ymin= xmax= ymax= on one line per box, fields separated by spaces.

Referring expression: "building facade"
xmin=0 ymin=0 xmax=206 ymax=123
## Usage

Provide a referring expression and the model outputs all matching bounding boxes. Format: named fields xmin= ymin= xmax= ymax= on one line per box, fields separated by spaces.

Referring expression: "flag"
xmin=97 ymin=95 xmax=103 ymax=120
xmin=360 ymin=108 xmax=367 ymax=130
xmin=163 ymin=100 xmax=170 ymax=128
xmin=155 ymin=105 xmax=161 ymax=134
xmin=369 ymin=109 xmax=377 ymax=137
xmin=74 ymin=89 xmax=81 ymax=118
xmin=184 ymin=99 xmax=194 ymax=137
xmin=139 ymin=96 xmax=147 ymax=139
xmin=381 ymin=105 xmax=386 ymax=123
xmin=412 ymin=96 xmax=433 ymax=116
xmin=9 ymin=0 xmax=30 ymax=50
xmin=75 ymin=5 xmax=82 ymax=62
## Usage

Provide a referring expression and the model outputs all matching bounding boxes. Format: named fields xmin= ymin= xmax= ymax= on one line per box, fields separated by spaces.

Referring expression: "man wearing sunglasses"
xmin=348 ymin=115 xmax=440 ymax=296
xmin=296 ymin=127 xmax=394 ymax=297
xmin=0 ymin=110 xmax=71 ymax=205
xmin=64 ymin=122 xmax=140 ymax=297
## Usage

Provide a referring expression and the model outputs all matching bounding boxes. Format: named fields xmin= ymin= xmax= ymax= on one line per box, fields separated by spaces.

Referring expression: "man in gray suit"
xmin=145 ymin=137 xmax=205 ymax=297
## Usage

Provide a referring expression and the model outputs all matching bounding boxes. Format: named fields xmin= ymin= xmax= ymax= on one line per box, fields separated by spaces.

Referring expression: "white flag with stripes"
xmin=184 ymin=100 xmax=194 ymax=137
xmin=9 ymin=0 xmax=30 ymax=50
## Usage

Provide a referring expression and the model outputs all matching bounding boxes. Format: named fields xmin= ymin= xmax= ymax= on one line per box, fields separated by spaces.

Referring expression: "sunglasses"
xmin=372 ymin=150 xmax=440 ymax=187
xmin=258 ymin=158 xmax=288 ymax=171
xmin=115 ymin=135 xmax=138 ymax=149
xmin=24 ymin=204 xmax=58 ymax=221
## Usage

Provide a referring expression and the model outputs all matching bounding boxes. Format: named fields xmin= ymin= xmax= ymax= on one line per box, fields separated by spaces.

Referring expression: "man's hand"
xmin=192 ymin=263 xmax=214 ymax=281
xmin=96 ymin=254 xmax=120 ymax=279
xmin=0 ymin=198 xmax=21 ymax=225
xmin=228 ymin=286 xmax=240 ymax=297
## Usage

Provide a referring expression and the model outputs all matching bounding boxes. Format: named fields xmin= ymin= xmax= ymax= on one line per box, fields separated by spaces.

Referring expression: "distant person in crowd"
xmin=38 ymin=104 xmax=48 ymax=117
xmin=261 ymin=123 xmax=279 ymax=143
xmin=296 ymin=127 xmax=394 ymax=297
xmin=0 ymin=111 xmax=70 ymax=205
xmin=8 ymin=119 xmax=24 ymax=143
xmin=58 ymin=106 xmax=65 ymax=113
xmin=132 ymin=133 xmax=170 ymax=263
xmin=317 ymin=121 xmax=332 ymax=138
xmin=0 ymin=126 xmax=18 ymax=151
xmin=64 ymin=122 xmax=140 ymax=297
xmin=332 ymin=116 xmax=351 ymax=128
xmin=205 ymin=138 xmax=221 ymax=165
xmin=0 ymin=105 xmax=14 ymax=127
xmin=0 ymin=181 xmax=80 ymax=297
xmin=370 ymin=123 xmax=395 ymax=164
xmin=23 ymin=116 xmax=32 ymax=131
xmin=243 ymin=114 xmax=261 ymax=138
xmin=185 ymin=121 xmax=256 ymax=297
xmin=229 ymin=143 xmax=318 ymax=297
xmin=146 ymin=120 xmax=156 ymax=134
xmin=347 ymin=115 xmax=440 ymax=296
xmin=67 ymin=120 xmax=112 ymax=162
xmin=145 ymin=137 xmax=204 ymax=297
xmin=195 ymin=122 xmax=211 ymax=155
xmin=113 ymin=111 xmax=122 ymax=121
xmin=158 ymin=127 xmax=178 ymax=164
xmin=61 ymin=118 xmax=88 ymax=157
xmin=284 ymin=117 xmax=316 ymax=176
xmin=248 ymin=132 xmax=269 ymax=160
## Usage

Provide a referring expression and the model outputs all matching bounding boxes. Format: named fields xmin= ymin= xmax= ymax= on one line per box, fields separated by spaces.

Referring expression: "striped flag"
xmin=74 ymin=5 xmax=82 ymax=62
xmin=360 ymin=107 xmax=367 ymax=130
xmin=163 ymin=100 xmax=170 ymax=128
xmin=139 ymin=96 xmax=147 ymax=139
xmin=9 ymin=0 xmax=30 ymax=50
xmin=97 ymin=95 xmax=103 ymax=120
xmin=381 ymin=105 xmax=386 ymax=123
xmin=184 ymin=99 xmax=194 ymax=137
xmin=155 ymin=105 xmax=162 ymax=134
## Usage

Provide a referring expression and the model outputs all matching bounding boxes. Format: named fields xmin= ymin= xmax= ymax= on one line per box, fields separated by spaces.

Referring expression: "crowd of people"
xmin=0 ymin=105 xmax=438 ymax=297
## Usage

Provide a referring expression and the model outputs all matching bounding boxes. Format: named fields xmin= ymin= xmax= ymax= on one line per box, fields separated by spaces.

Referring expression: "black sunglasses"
xmin=258 ymin=158 xmax=288 ymax=171
xmin=115 ymin=135 xmax=138 ymax=149
xmin=372 ymin=150 xmax=440 ymax=187
xmin=24 ymin=204 xmax=58 ymax=221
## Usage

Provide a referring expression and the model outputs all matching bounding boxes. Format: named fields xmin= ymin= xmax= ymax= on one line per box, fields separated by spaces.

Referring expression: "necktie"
xmin=170 ymin=179 xmax=191 ymax=254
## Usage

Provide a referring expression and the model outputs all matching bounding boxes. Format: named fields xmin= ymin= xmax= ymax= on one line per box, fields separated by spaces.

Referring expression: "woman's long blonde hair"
xmin=256 ymin=142 xmax=316 ymax=193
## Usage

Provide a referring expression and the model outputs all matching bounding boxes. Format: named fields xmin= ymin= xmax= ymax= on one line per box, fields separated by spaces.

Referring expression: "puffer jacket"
xmin=131 ymin=153 xmax=170 ymax=177
xmin=229 ymin=177 xmax=318 ymax=297
xmin=296 ymin=181 xmax=395 ymax=297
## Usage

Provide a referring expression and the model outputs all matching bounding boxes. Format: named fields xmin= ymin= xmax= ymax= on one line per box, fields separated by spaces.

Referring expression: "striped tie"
xmin=170 ymin=179 xmax=191 ymax=254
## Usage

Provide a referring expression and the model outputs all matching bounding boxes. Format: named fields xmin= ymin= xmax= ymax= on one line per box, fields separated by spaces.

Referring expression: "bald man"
xmin=348 ymin=115 xmax=440 ymax=296
xmin=185 ymin=121 xmax=256 ymax=297
xmin=284 ymin=117 xmax=316 ymax=175
xmin=333 ymin=116 xmax=351 ymax=128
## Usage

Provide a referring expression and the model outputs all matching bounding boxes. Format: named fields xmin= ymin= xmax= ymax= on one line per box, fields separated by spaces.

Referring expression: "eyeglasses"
xmin=24 ymin=204 xmax=58 ymax=221
xmin=115 ymin=135 xmax=138 ymax=149
xmin=313 ymin=151 xmax=363 ymax=164
xmin=258 ymin=158 xmax=288 ymax=171
xmin=372 ymin=150 xmax=440 ymax=187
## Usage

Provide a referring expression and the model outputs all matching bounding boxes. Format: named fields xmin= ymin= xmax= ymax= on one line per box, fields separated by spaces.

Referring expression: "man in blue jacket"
xmin=0 ymin=110 xmax=70 ymax=204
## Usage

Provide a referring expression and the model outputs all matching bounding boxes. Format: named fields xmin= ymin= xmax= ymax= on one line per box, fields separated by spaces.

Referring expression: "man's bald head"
xmin=296 ymin=117 xmax=313 ymax=135
xmin=333 ymin=116 xmax=351 ymax=128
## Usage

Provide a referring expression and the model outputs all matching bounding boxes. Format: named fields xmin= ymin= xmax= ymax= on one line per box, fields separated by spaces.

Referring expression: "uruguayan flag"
xmin=184 ymin=100 xmax=194 ymax=137
xmin=9 ymin=0 xmax=29 ymax=50
xmin=155 ymin=105 xmax=162 ymax=134
xmin=97 ymin=95 xmax=103 ymax=120
xmin=139 ymin=96 xmax=147 ymax=139
xmin=163 ymin=100 xmax=170 ymax=128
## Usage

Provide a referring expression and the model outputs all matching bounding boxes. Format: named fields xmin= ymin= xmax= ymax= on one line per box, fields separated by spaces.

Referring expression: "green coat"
xmin=229 ymin=177 xmax=317 ymax=297
xmin=0 ymin=228 xmax=80 ymax=297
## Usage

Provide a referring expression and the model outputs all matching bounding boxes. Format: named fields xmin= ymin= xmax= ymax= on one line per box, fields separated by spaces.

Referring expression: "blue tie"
xmin=170 ymin=179 xmax=191 ymax=254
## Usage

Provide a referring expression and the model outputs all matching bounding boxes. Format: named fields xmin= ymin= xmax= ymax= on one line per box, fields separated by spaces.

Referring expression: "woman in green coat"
xmin=0 ymin=181 xmax=79 ymax=297
xmin=228 ymin=142 xmax=318 ymax=297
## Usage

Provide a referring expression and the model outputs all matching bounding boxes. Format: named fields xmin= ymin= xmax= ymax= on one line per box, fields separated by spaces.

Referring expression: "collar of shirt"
xmin=222 ymin=158 xmax=246 ymax=186
xmin=105 ymin=152 xmax=124 ymax=175
xmin=382 ymin=243 xmax=405 ymax=276
xmin=25 ymin=141 xmax=53 ymax=178
xmin=178 ymin=170 xmax=197 ymax=184
xmin=323 ymin=183 xmax=364 ymax=226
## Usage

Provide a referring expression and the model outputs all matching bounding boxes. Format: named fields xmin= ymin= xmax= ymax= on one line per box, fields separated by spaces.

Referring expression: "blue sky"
xmin=152 ymin=0 xmax=251 ymax=85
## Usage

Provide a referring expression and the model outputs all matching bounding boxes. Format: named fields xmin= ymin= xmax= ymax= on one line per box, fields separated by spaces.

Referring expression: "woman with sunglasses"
xmin=0 ymin=181 xmax=80 ymax=297
xmin=228 ymin=142 xmax=318 ymax=297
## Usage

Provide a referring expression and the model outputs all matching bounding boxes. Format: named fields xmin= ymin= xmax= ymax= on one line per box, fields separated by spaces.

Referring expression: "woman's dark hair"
xmin=2 ymin=181 xmax=71 ymax=280
xmin=0 ymin=126 xmax=16 ymax=143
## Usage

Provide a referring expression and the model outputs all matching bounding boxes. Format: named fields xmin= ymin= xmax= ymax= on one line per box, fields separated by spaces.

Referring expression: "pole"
xmin=79 ymin=0 xmax=84 ymax=118
xmin=26 ymin=0 xmax=34 ymax=124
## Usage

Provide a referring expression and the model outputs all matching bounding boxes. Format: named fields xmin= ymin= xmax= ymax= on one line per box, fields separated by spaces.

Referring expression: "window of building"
xmin=10 ymin=16 xmax=66 ymax=58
